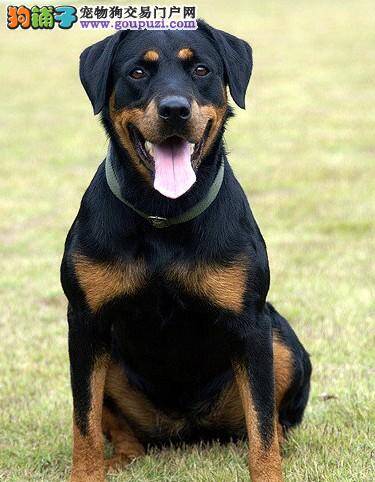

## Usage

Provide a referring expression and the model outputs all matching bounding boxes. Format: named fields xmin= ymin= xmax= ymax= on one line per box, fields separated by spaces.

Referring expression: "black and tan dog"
xmin=61 ymin=20 xmax=311 ymax=482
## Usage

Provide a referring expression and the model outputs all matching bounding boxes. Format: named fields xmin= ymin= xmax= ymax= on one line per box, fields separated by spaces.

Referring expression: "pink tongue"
xmin=153 ymin=139 xmax=196 ymax=199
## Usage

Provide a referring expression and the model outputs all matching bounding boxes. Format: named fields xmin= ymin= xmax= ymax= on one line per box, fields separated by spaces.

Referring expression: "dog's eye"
xmin=129 ymin=68 xmax=146 ymax=80
xmin=194 ymin=65 xmax=210 ymax=77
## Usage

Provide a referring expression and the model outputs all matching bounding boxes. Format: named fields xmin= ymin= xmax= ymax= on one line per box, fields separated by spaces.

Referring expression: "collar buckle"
xmin=147 ymin=216 xmax=169 ymax=228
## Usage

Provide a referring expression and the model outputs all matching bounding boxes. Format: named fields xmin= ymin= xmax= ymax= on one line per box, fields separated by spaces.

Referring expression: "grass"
xmin=0 ymin=0 xmax=374 ymax=480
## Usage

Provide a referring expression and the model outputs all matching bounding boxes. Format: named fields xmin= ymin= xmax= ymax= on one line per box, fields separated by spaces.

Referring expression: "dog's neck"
xmin=108 ymin=136 xmax=227 ymax=220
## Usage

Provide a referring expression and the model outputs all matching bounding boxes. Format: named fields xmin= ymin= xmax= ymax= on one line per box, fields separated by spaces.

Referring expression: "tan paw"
xmin=106 ymin=454 xmax=132 ymax=473
xmin=105 ymin=444 xmax=145 ymax=473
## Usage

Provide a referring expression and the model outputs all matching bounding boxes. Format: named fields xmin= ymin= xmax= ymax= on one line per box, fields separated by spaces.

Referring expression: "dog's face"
xmin=80 ymin=22 xmax=252 ymax=198
xmin=109 ymin=31 xmax=228 ymax=198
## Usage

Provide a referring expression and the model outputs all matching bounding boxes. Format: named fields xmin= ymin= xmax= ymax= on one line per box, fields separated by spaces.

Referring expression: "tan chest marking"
xmin=73 ymin=254 xmax=148 ymax=313
xmin=168 ymin=258 xmax=248 ymax=313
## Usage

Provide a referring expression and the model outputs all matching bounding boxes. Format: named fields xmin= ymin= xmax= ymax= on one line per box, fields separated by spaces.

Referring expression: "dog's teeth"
xmin=145 ymin=141 xmax=152 ymax=152
xmin=189 ymin=143 xmax=195 ymax=155
xmin=145 ymin=141 xmax=154 ymax=156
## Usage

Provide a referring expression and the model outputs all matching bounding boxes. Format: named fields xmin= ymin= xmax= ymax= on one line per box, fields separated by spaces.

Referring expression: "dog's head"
xmin=80 ymin=21 xmax=252 ymax=199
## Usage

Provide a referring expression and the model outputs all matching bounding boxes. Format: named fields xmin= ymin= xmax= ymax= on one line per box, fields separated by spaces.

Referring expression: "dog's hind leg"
xmin=273 ymin=335 xmax=295 ymax=447
xmin=102 ymin=406 xmax=145 ymax=473
xmin=269 ymin=302 xmax=312 ymax=439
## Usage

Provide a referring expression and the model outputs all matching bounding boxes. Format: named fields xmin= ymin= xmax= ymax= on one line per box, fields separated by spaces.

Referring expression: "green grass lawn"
xmin=1 ymin=0 xmax=374 ymax=480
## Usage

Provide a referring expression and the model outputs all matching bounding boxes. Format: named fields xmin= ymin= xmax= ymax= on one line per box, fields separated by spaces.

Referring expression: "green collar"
xmin=105 ymin=142 xmax=225 ymax=228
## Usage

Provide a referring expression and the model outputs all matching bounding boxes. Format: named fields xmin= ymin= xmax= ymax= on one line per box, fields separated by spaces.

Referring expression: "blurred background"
xmin=1 ymin=1 xmax=374 ymax=480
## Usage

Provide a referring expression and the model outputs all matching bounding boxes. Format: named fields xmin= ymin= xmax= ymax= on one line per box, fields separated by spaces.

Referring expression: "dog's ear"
xmin=198 ymin=20 xmax=252 ymax=109
xmin=79 ymin=31 xmax=125 ymax=115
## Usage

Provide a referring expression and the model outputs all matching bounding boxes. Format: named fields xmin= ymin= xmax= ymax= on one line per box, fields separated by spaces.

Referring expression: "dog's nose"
xmin=158 ymin=96 xmax=191 ymax=124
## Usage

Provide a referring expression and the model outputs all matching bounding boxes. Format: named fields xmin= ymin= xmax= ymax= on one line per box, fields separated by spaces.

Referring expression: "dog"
xmin=61 ymin=20 xmax=312 ymax=482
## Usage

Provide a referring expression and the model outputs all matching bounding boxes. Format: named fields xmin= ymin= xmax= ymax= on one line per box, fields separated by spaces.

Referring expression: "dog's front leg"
xmin=233 ymin=329 xmax=283 ymax=482
xmin=68 ymin=306 xmax=109 ymax=482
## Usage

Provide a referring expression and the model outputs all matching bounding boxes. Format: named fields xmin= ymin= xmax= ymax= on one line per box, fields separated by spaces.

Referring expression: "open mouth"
xmin=128 ymin=123 xmax=211 ymax=199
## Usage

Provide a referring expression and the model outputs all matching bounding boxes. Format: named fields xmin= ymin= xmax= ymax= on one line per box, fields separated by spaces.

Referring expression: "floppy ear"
xmin=199 ymin=21 xmax=253 ymax=109
xmin=79 ymin=31 xmax=125 ymax=115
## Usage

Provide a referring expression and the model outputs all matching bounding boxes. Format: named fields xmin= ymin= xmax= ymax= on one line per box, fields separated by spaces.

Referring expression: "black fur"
xmin=61 ymin=19 xmax=311 ymax=469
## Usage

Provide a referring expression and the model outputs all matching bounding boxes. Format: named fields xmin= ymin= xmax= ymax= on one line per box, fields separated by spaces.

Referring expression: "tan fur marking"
xmin=103 ymin=343 xmax=291 ymax=457
xmin=74 ymin=254 xmax=147 ymax=313
xmin=109 ymin=90 xmax=227 ymax=174
xmin=233 ymin=363 xmax=283 ymax=482
xmin=190 ymin=100 xmax=227 ymax=165
xmin=205 ymin=335 xmax=293 ymax=443
xmin=109 ymin=94 xmax=159 ymax=182
xmin=203 ymin=379 xmax=245 ymax=431
xmin=273 ymin=336 xmax=294 ymax=408
xmin=102 ymin=406 xmax=145 ymax=472
xmin=177 ymin=47 xmax=194 ymax=60
xmin=105 ymin=362 xmax=185 ymax=438
xmin=71 ymin=357 xmax=108 ymax=482
xmin=144 ymin=50 xmax=159 ymax=62
xmin=205 ymin=379 xmax=285 ymax=446
xmin=168 ymin=258 xmax=248 ymax=313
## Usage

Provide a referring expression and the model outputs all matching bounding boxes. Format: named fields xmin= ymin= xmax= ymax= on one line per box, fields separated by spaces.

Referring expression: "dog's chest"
xmin=73 ymin=252 xmax=249 ymax=418
xmin=73 ymin=252 xmax=248 ymax=315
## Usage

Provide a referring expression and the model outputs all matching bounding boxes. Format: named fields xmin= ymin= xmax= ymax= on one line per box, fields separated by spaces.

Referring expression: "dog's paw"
xmin=70 ymin=469 xmax=105 ymax=482
xmin=105 ymin=454 xmax=131 ymax=473
xmin=105 ymin=444 xmax=145 ymax=473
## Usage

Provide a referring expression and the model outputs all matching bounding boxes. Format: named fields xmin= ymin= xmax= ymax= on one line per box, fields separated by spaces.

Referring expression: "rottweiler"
xmin=61 ymin=20 xmax=312 ymax=482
